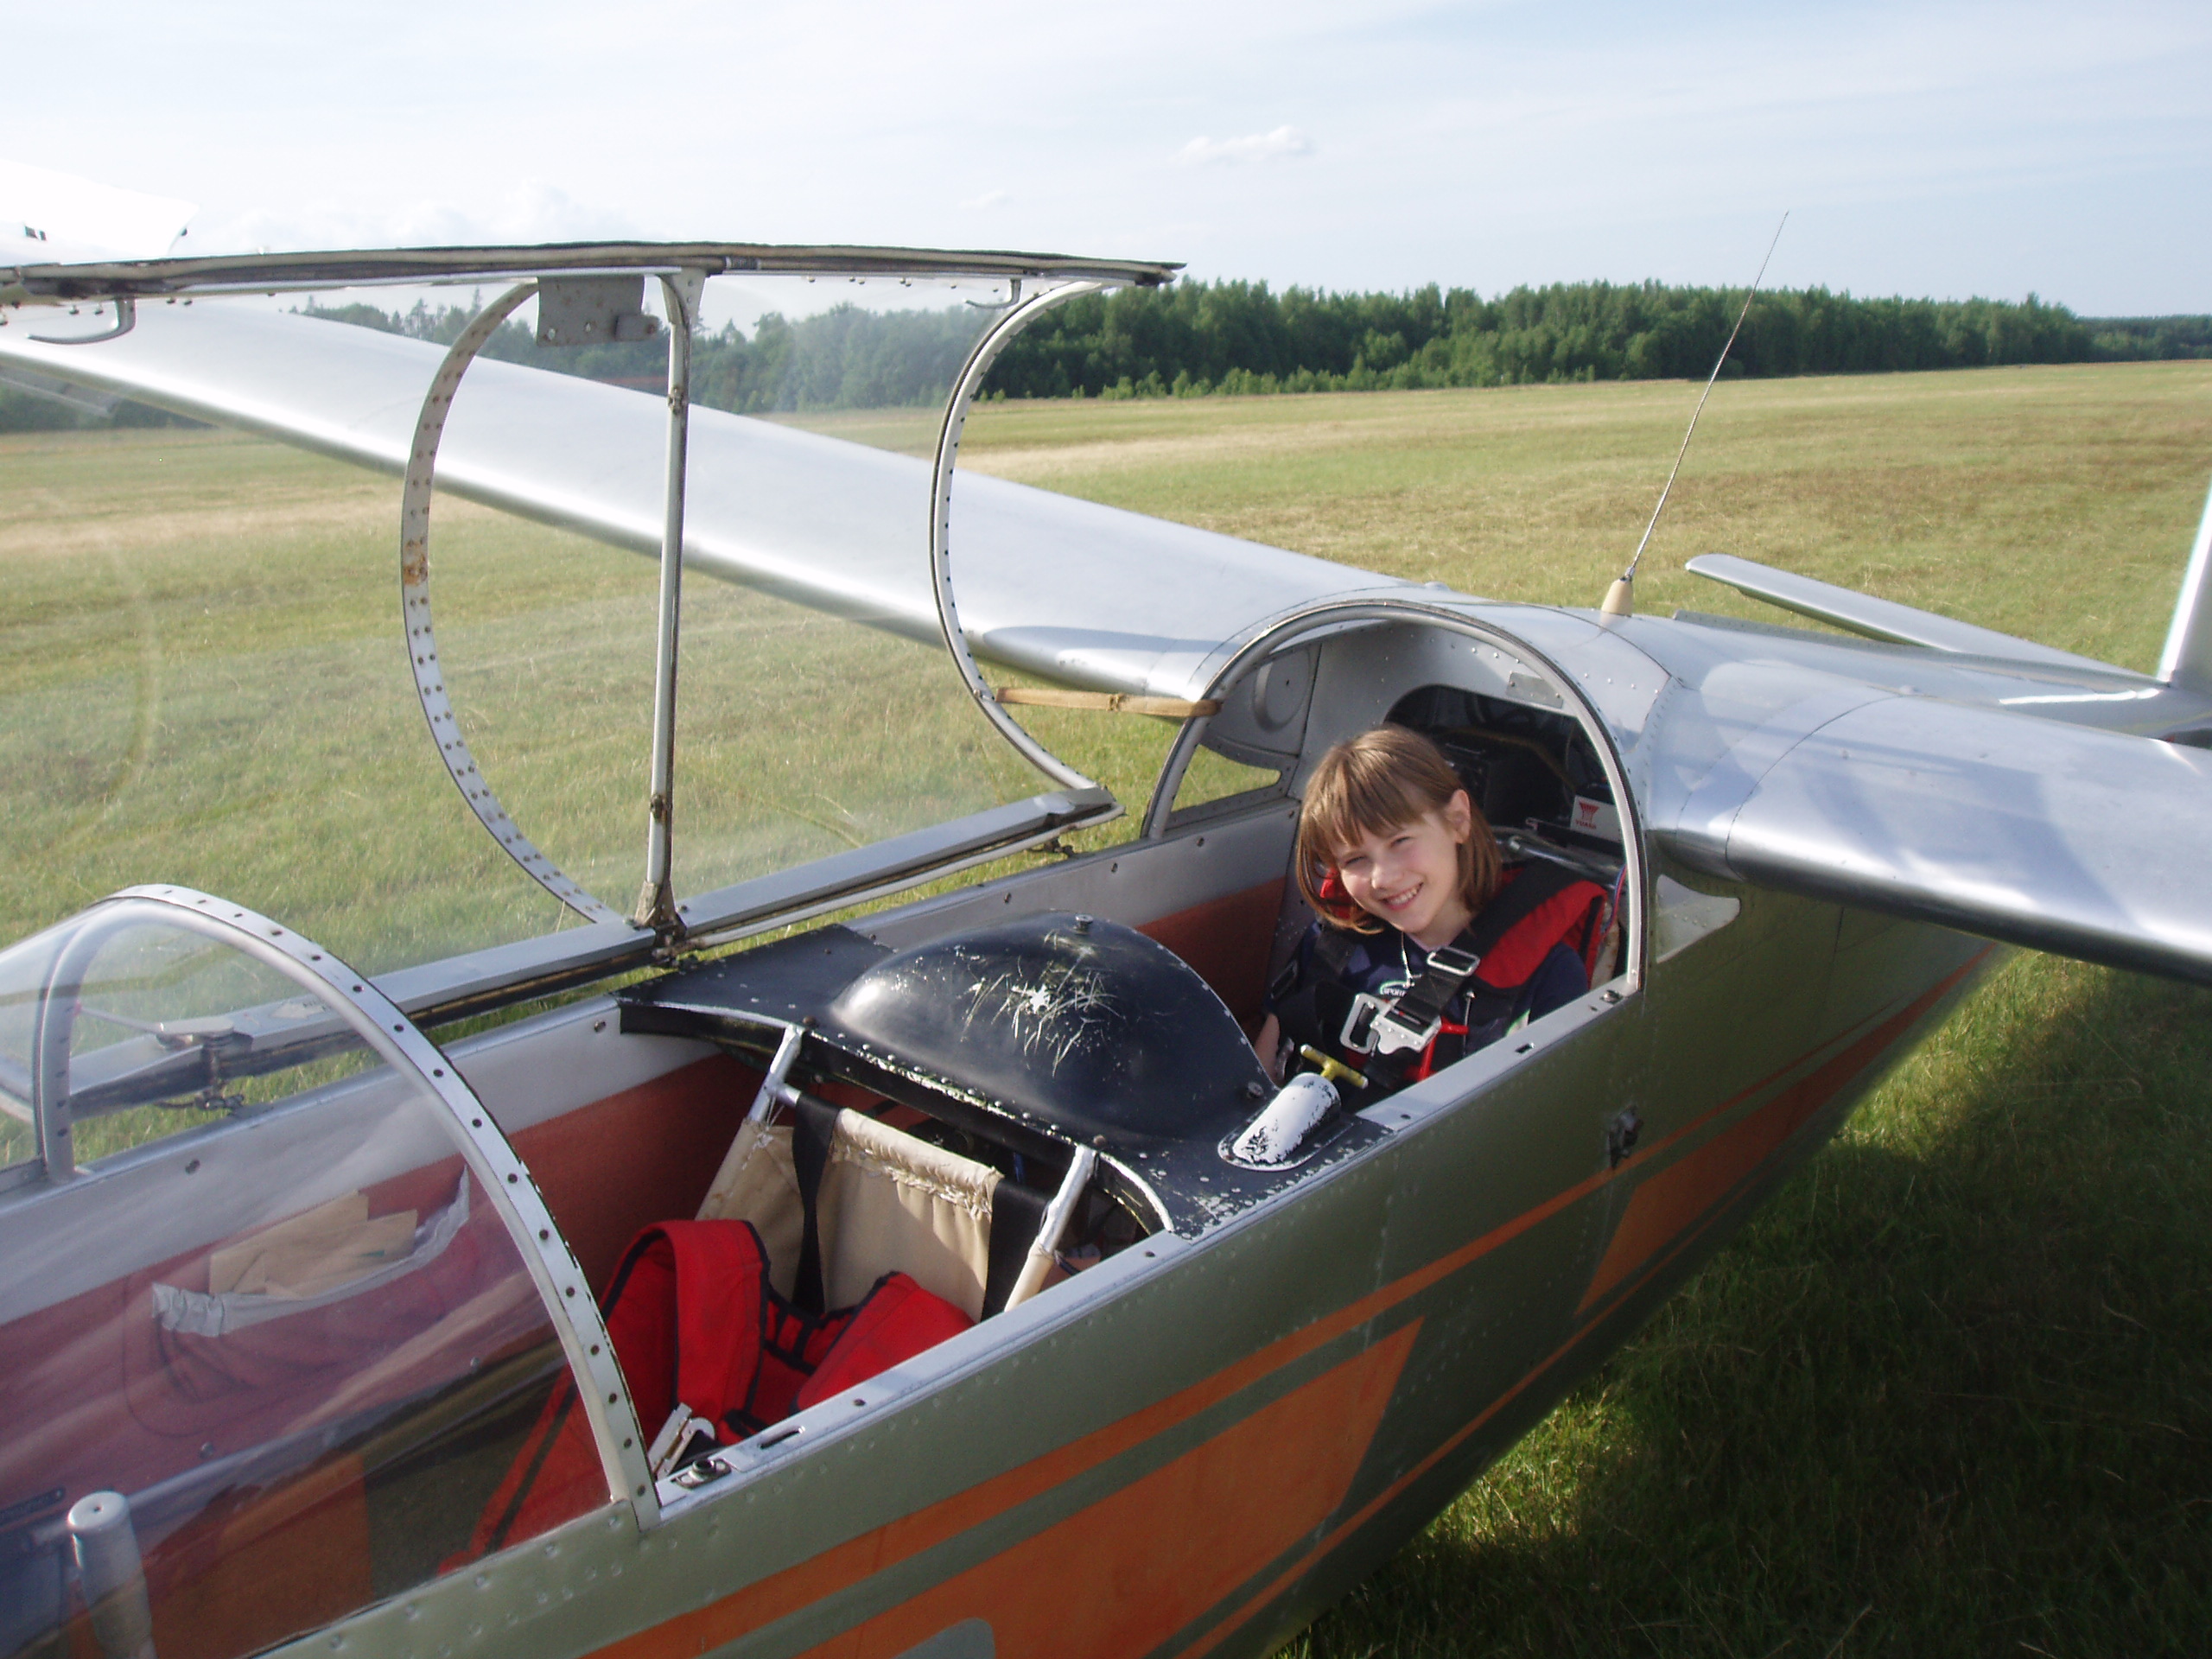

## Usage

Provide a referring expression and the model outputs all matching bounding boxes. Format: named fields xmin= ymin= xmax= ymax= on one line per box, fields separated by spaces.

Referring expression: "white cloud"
xmin=961 ymin=189 xmax=1011 ymax=210
xmin=190 ymin=179 xmax=639 ymax=256
xmin=1178 ymin=126 xmax=1313 ymax=167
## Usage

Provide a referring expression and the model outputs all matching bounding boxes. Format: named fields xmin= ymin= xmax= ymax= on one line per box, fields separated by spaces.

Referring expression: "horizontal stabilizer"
xmin=1662 ymin=692 xmax=2212 ymax=983
xmin=0 ymin=302 xmax=1388 ymax=702
xmin=1687 ymin=553 xmax=2133 ymax=677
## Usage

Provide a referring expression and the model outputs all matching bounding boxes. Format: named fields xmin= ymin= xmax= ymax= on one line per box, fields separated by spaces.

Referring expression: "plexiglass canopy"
xmin=0 ymin=887 xmax=645 ymax=1657
xmin=0 ymin=242 xmax=1179 ymax=1015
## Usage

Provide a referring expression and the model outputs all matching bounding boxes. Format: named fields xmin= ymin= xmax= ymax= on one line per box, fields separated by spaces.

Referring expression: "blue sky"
xmin=8 ymin=0 xmax=2209 ymax=314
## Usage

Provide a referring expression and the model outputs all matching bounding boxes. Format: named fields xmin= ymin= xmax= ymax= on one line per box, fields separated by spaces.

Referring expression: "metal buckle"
xmin=1425 ymin=944 xmax=1481 ymax=980
xmin=1370 ymin=1004 xmax=1441 ymax=1056
xmin=1339 ymin=992 xmax=1391 ymax=1055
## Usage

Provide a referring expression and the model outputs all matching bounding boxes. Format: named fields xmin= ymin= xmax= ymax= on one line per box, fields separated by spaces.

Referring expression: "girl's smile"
xmin=1330 ymin=790 xmax=1475 ymax=950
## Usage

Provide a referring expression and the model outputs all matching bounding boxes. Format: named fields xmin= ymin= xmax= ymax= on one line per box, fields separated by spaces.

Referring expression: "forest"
xmin=3 ymin=278 xmax=2207 ymax=430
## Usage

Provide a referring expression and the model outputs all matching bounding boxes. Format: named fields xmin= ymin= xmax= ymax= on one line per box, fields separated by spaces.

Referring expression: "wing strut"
xmin=633 ymin=270 xmax=703 ymax=935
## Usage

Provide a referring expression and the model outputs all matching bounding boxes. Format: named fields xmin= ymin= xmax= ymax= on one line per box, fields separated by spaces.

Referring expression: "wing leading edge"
xmin=0 ymin=302 xmax=1388 ymax=702
xmin=1659 ymin=690 xmax=2212 ymax=984
xmin=22 ymin=292 xmax=2212 ymax=988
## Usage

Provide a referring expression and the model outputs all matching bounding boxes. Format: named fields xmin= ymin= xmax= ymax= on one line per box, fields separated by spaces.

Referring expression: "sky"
xmin=5 ymin=0 xmax=2209 ymax=316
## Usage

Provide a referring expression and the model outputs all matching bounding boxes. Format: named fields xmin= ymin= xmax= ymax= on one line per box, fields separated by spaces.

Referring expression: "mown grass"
xmin=1274 ymin=954 xmax=2212 ymax=1657
xmin=959 ymin=360 xmax=2212 ymax=674
xmin=6 ymin=362 xmax=2211 ymax=1648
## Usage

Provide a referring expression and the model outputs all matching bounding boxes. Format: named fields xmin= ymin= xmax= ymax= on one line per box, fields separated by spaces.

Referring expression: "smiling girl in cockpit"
xmin=1256 ymin=725 xmax=1608 ymax=1092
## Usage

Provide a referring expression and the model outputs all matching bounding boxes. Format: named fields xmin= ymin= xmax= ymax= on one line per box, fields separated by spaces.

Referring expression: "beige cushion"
xmin=697 ymin=1111 xmax=1000 ymax=1319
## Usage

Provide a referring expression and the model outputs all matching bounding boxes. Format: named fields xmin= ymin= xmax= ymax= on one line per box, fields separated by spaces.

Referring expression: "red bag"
xmin=460 ymin=1219 xmax=969 ymax=1560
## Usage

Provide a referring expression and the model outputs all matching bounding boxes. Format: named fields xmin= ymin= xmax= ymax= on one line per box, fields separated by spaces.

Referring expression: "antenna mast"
xmin=1601 ymin=212 xmax=1788 ymax=619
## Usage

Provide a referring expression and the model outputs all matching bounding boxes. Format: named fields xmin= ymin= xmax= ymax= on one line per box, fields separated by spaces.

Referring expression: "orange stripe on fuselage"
xmin=590 ymin=1309 xmax=1404 ymax=1659
xmin=1186 ymin=950 xmax=1993 ymax=1657
xmin=799 ymin=1323 xmax=1420 ymax=1659
xmin=1578 ymin=950 xmax=1989 ymax=1313
xmin=594 ymin=954 xmax=1983 ymax=1659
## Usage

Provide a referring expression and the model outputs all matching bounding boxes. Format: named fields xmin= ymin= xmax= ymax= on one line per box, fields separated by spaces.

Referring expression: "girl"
xmin=1256 ymin=725 xmax=1609 ymax=1090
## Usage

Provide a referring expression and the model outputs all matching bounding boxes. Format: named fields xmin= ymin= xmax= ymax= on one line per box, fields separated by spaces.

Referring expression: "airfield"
xmin=4 ymin=357 xmax=2209 ymax=1652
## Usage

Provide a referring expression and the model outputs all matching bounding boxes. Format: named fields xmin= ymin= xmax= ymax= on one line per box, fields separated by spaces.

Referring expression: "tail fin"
xmin=2158 ymin=474 xmax=2212 ymax=691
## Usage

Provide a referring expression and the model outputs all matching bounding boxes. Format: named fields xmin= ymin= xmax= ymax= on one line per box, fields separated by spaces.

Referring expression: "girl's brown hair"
xmin=1295 ymin=725 xmax=1502 ymax=932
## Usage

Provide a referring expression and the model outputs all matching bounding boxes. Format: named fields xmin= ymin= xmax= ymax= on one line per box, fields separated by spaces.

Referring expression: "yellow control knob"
xmin=1299 ymin=1045 xmax=1368 ymax=1090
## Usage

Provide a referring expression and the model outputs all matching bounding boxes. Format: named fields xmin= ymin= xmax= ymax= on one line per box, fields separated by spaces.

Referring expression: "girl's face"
xmin=1329 ymin=790 xmax=1475 ymax=950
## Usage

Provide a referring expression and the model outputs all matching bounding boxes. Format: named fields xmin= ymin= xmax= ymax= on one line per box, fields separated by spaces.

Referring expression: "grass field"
xmin=5 ymin=360 xmax=2210 ymax=1653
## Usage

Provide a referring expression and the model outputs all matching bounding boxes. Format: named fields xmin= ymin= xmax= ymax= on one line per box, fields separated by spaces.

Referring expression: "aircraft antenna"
xmin=1602 ymin=211 xmax=1788 ymax=619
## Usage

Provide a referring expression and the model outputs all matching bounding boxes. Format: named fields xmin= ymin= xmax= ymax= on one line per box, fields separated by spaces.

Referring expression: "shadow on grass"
xmin=1279 ymin=954 xmax=2212 ymax=1658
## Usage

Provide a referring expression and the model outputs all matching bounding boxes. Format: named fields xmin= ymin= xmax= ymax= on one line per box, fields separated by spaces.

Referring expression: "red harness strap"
xmin=1464 ymin=869 xmax=1610 ymax=995
xmin=1399 ymin=869 xmax=1611 ymax=1083
xmin=459 ymin=1219 xmax=969 ymax=1561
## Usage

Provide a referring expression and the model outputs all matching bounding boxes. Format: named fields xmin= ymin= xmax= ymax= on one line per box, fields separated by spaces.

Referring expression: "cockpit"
xmin=0 ymin=240 xmax=1647 ymax=1659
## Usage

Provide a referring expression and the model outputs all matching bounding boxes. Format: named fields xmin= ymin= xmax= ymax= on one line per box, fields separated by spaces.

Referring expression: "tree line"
xmin=987 ymin=281 xmax=2209 ymax=398
xmin=301 ymin=281 xmax=2212 ymax=409
xmin=3 ymin=280 xmax=2206 ymax=431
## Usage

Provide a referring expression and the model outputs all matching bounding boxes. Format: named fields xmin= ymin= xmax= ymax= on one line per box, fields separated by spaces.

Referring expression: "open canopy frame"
xmin=3 ymin=240 xmax=1185 ymax=1020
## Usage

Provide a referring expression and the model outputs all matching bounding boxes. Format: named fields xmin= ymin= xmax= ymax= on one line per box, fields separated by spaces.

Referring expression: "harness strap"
xmin=1369 ymin=864 xmax=1585 ymax=1057
xmin=788 ymin=1091 xmax=841 ymax=1318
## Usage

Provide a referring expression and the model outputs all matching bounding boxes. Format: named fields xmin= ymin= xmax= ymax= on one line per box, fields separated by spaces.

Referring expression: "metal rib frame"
xmin=399 ymin=281 xmax=625 ymax=926
xmin=928 ymin=280 xmax=1111 ymax=796
xmin=105 ymin=884 xmax=660 ymax=1520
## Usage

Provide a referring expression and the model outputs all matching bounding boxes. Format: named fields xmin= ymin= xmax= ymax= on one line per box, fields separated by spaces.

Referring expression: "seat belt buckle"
xmin=1339 ymin=992 xmax=1392 ymax=1055
xmin=1370 ymin=1004 xmax=1441 ymax=1056
xmin=1370 ymin=944 xmax=1479 ymax=1056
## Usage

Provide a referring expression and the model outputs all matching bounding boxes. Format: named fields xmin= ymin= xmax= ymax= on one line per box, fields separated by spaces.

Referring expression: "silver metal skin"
xmin=636 ymin=271 xmax=701 ymax=933
xmin=928 ymin=280 xmax=1110 ymax=794
xmin=399 ymin=280 xmax=624 ymax=925
xmin=1687 ymin=552 xmax=2136 ymax=675
xmin=1664 ymin=690 xmax=2212 ymax=982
